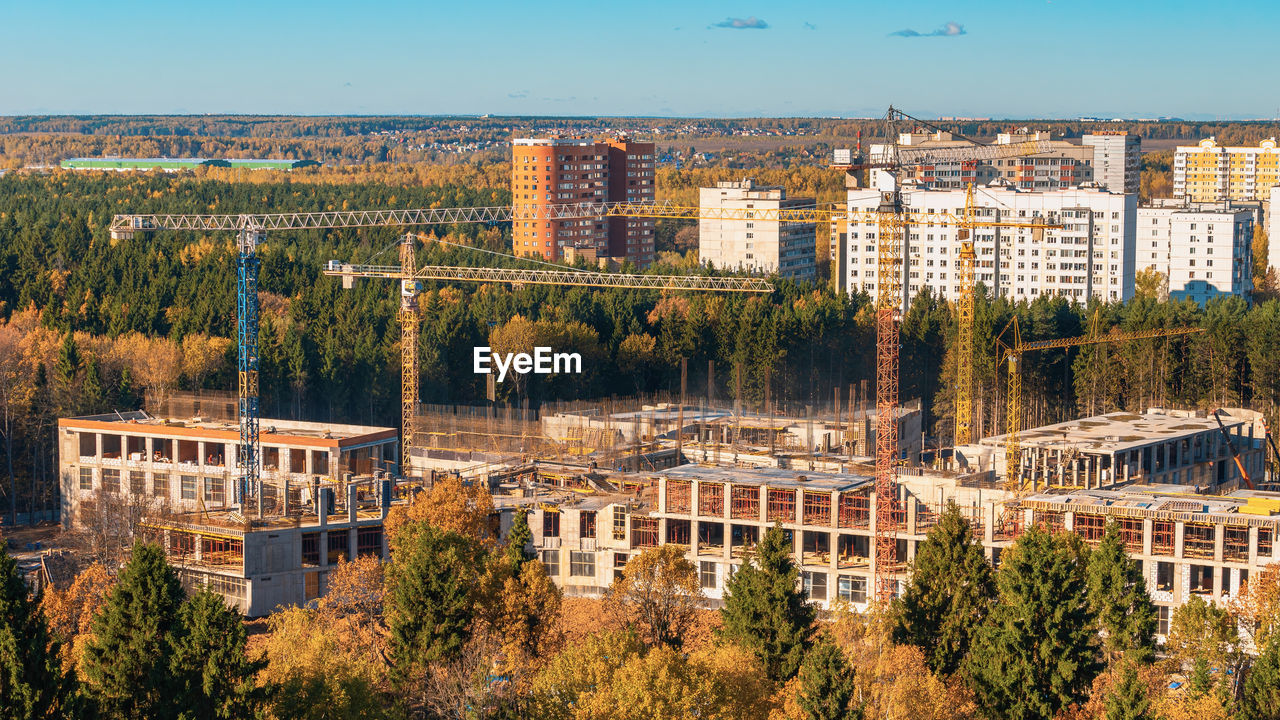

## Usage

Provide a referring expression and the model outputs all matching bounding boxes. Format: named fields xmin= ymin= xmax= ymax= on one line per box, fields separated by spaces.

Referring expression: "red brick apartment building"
xmin=512 ymin=137 xmax=656 ymax=266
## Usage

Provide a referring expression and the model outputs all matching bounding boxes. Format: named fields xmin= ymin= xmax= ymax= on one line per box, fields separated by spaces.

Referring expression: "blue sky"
xmin=1 ymin=0 xmax=1275 ymax=119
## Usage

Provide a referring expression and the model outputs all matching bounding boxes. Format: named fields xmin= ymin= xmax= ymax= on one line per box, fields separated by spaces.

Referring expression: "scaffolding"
xmin=1261 ymin=528 xmax=1275 ymax=558
xmin=730 ymin=485 xmax=760 ymax=520
xmin=1184 ymin=523 xmax=1215 ymax=559
xmin=698 ymin=482 xmax=725 ymax=517
xmin=1224 ymin=526 xmax=1249 ymax=561
xmin=1152 ymin=520 xmax=1175 ymax=556
xmin=631 ymin=517 xmax=659 ymax=548
xmin=802 ymin=490 xmax=832 ymax=526
xmin=1073 ymin=513 xmax=1106 ymax=543
xmin=1033 ymin=510 xmax=1064 ymax=534
xmin=994 ymin=506 xmax=1024 ymax=541
xmin=916 ymin=502 xmax=942 ymax=534
xmin=665 ymin=480 xmax=692 ymax=513
xmin=838 ymin=493 xmax=871 ymax=528
xmin=1116 ymin=517 xmax=1144 ymax=552
xmin=766 ymin=488 xmax=797 ymax=523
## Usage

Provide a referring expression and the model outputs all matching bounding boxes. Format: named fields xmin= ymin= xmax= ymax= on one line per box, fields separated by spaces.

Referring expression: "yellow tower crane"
xmin=996 ymin=312 xmax=1205 ymax=488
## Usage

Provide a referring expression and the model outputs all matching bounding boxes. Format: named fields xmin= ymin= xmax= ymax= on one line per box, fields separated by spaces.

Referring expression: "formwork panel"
xmin=1117 ymin=517 xmax=1143 ymax=552
xmin=1224 ymin=526 xmax=1248 ymax=561
xmin=1073 ymin=513 xmax=1106 ymax=544
xmin=1152 ymin=520 xmax=1175 ymax=556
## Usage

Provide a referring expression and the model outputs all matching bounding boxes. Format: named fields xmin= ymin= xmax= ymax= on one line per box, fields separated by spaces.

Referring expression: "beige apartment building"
xmin=698 ymin=179 xmax=817 ymax=281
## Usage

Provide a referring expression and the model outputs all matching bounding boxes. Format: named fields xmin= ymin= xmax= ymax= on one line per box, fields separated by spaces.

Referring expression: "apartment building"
xmin=842 ymin=184 xmax=1137 ymax=309
xmin=1174 ymin=137 xmax=1280 ymax=202
xmin=867 ymin=130 xmax=1139 ymax=193
xmin=698 ymin=179 xmax=817 ymax=281
xmin=511 ymin=137 xmax=656 ymax=266
xmin=58 ymin=411 xmax=398 ymax=520
xmin=1082 ymin=132 xmax=1142 ymax=194
xmin=1136 ymin=203 xmax=1254 ymax=304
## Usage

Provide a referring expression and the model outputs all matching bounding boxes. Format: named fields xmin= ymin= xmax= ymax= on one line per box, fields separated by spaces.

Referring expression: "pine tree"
xmin=718 ymin=523 xmax=814 ymax=681
xmin=386 ymin=523 xmax=482 ymax=679
xmin=1104 ymin=659 xmax=1152 ymax=720
xmin=965 ymin=525 xmax=1101 ymax=720
xmin=81 ymin=357 xmax=103 ymax=413
xmin=1189 ymin=656 xmax=1213 ymax=698
xmin=797 ymin=636 xmax=861 ymax=720
xmin=1239 ymin=635 xmax=1280 ymax=720
xmin=893 ymin=501 xmax=994 ymax=676
xmin=81 ymin=542 xmax=186 ymax=720
xmin=1086 ymin=522 xmax=1157 ymax=662
xmin=170 ymin=589 xmax=266 ymax=720
xmin=0 ymin=549 xmax=78 ymax=720
xmin=504 ymin=509 xmax=534 ymax=566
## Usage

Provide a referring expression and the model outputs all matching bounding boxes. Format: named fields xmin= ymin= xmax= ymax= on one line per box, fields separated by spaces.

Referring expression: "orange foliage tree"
xmin=382 ymin=474 xmax=495 ymax=547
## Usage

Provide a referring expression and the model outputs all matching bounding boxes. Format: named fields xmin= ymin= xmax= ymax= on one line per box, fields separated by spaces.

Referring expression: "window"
xmin=204 ymin=477 xmax=224 ymax=505
xmin=78 ymin=467 xmax=93 ymax=491
xmin=613 ymin=507 xmax=627 ymax=540
xmin=152 ymin=473 xmax=169 ymax=497
xmin=803 ymin=571 xmax=827 ymax=601
xmin=102 ymin=469 xmax=120 ymax=493
xmin=1158 ymin=605 xmax=1170 ymax=636
xmin=301 ymin=532 xmax=320 ymax=566
xmin=698 ymin=561 xmax=718 ymax=589
xmin=327 ymin=531 xmax=350 ymax=564
xmin=1156 ymin=561 xmax=1174 ymax=591
xmin=357 ymin=526 xmax=383 ymax=557
xmin=543 ymin=511 xmax=560 ymax=538
xmin=837 ymin=575 xmax=867 ymax=603
xmin=129 ymin=471 xmax=144 ymax=495
xmin=569 ymin=551 xmax=595 ymax=577
xmin=580 ymin=510 xmax=597 ymax=539
xmin=541 ymin=549 xmax=559 ymax=576
xmin=181 ymin=475 xmax=197 ymax=500
xmin=1190 ymin=564 xmax=1214 ymax=594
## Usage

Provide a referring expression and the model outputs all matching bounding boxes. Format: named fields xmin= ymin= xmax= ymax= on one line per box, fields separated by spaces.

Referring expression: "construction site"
xmin=44 ymin=108 xmax=1280 ymax=624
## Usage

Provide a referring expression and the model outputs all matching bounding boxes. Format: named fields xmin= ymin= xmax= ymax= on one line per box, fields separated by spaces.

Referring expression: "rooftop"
xmin=60 ymin=410 xmax=396 ymax=445
xmin=656 ymin=463 xmax=873 ymax=492
xmin=1021 ymin=484 xmax=1280 ymax=524
xmin=979 ymin=409 xmax=1250 ymax=454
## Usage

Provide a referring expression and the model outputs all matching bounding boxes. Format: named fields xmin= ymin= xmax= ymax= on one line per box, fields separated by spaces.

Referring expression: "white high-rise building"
xmin=842 ymin=184 xmax=1137 ymax=308
xmin=699 ymin=180 xmax=817 ymax=281
xmin=1136 ymin=204 xmax=1254 ymax=305
xmin=1082 ymin=132 xmax=1142 ymax=195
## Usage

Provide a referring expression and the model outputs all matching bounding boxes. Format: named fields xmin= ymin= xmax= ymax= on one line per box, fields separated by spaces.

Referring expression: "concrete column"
xmin=690 ymin=520 xmax=700 ymax=557
xmin=1248 ymin=526 xmax=1259 ymax=567
xmin=723 ymin=523 xmax=732 ymax=562
xmin=144 ymin=437 xmax=154 ymax=466
xmin=1213 ymin=523 xmax=1224 ymax=563
xmin=305 ymin=450 xmax=315 ymax=476
xmin=906 ymin=499 xmax=917 ymax=536
xmin=95 ymin=433 xmax=103 ymax=459
xmin=984 ymin=503 xmax=995 ymax=545
xmin=1064 ymin=511 xmax=1075 ymax=533
xmin=691 ymin=480 xmax=700 ymax=517
xmin=829 ymin=492 xmax=839 ymax=530
xmin=758 ymin=486 xmax=767 ymax=524
xmin=1175 ymin=521 xmax=1186 ymax=559
xmin=1143 ymin=518 xmax=1154 ymax=556
xmin=658 ymin=479 xmax=667 ymax=513
xmin=348 ymin=527 xmax=358 ymax=561
xmin=197 ymin=441 xmax=206 ymax=467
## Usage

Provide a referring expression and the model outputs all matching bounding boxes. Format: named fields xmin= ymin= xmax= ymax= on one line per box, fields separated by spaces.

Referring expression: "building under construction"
xmin=53 ymin=398 xmax=1280 ymax=627
xmin=958 ymin=408 xmax=1265 ymax=491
